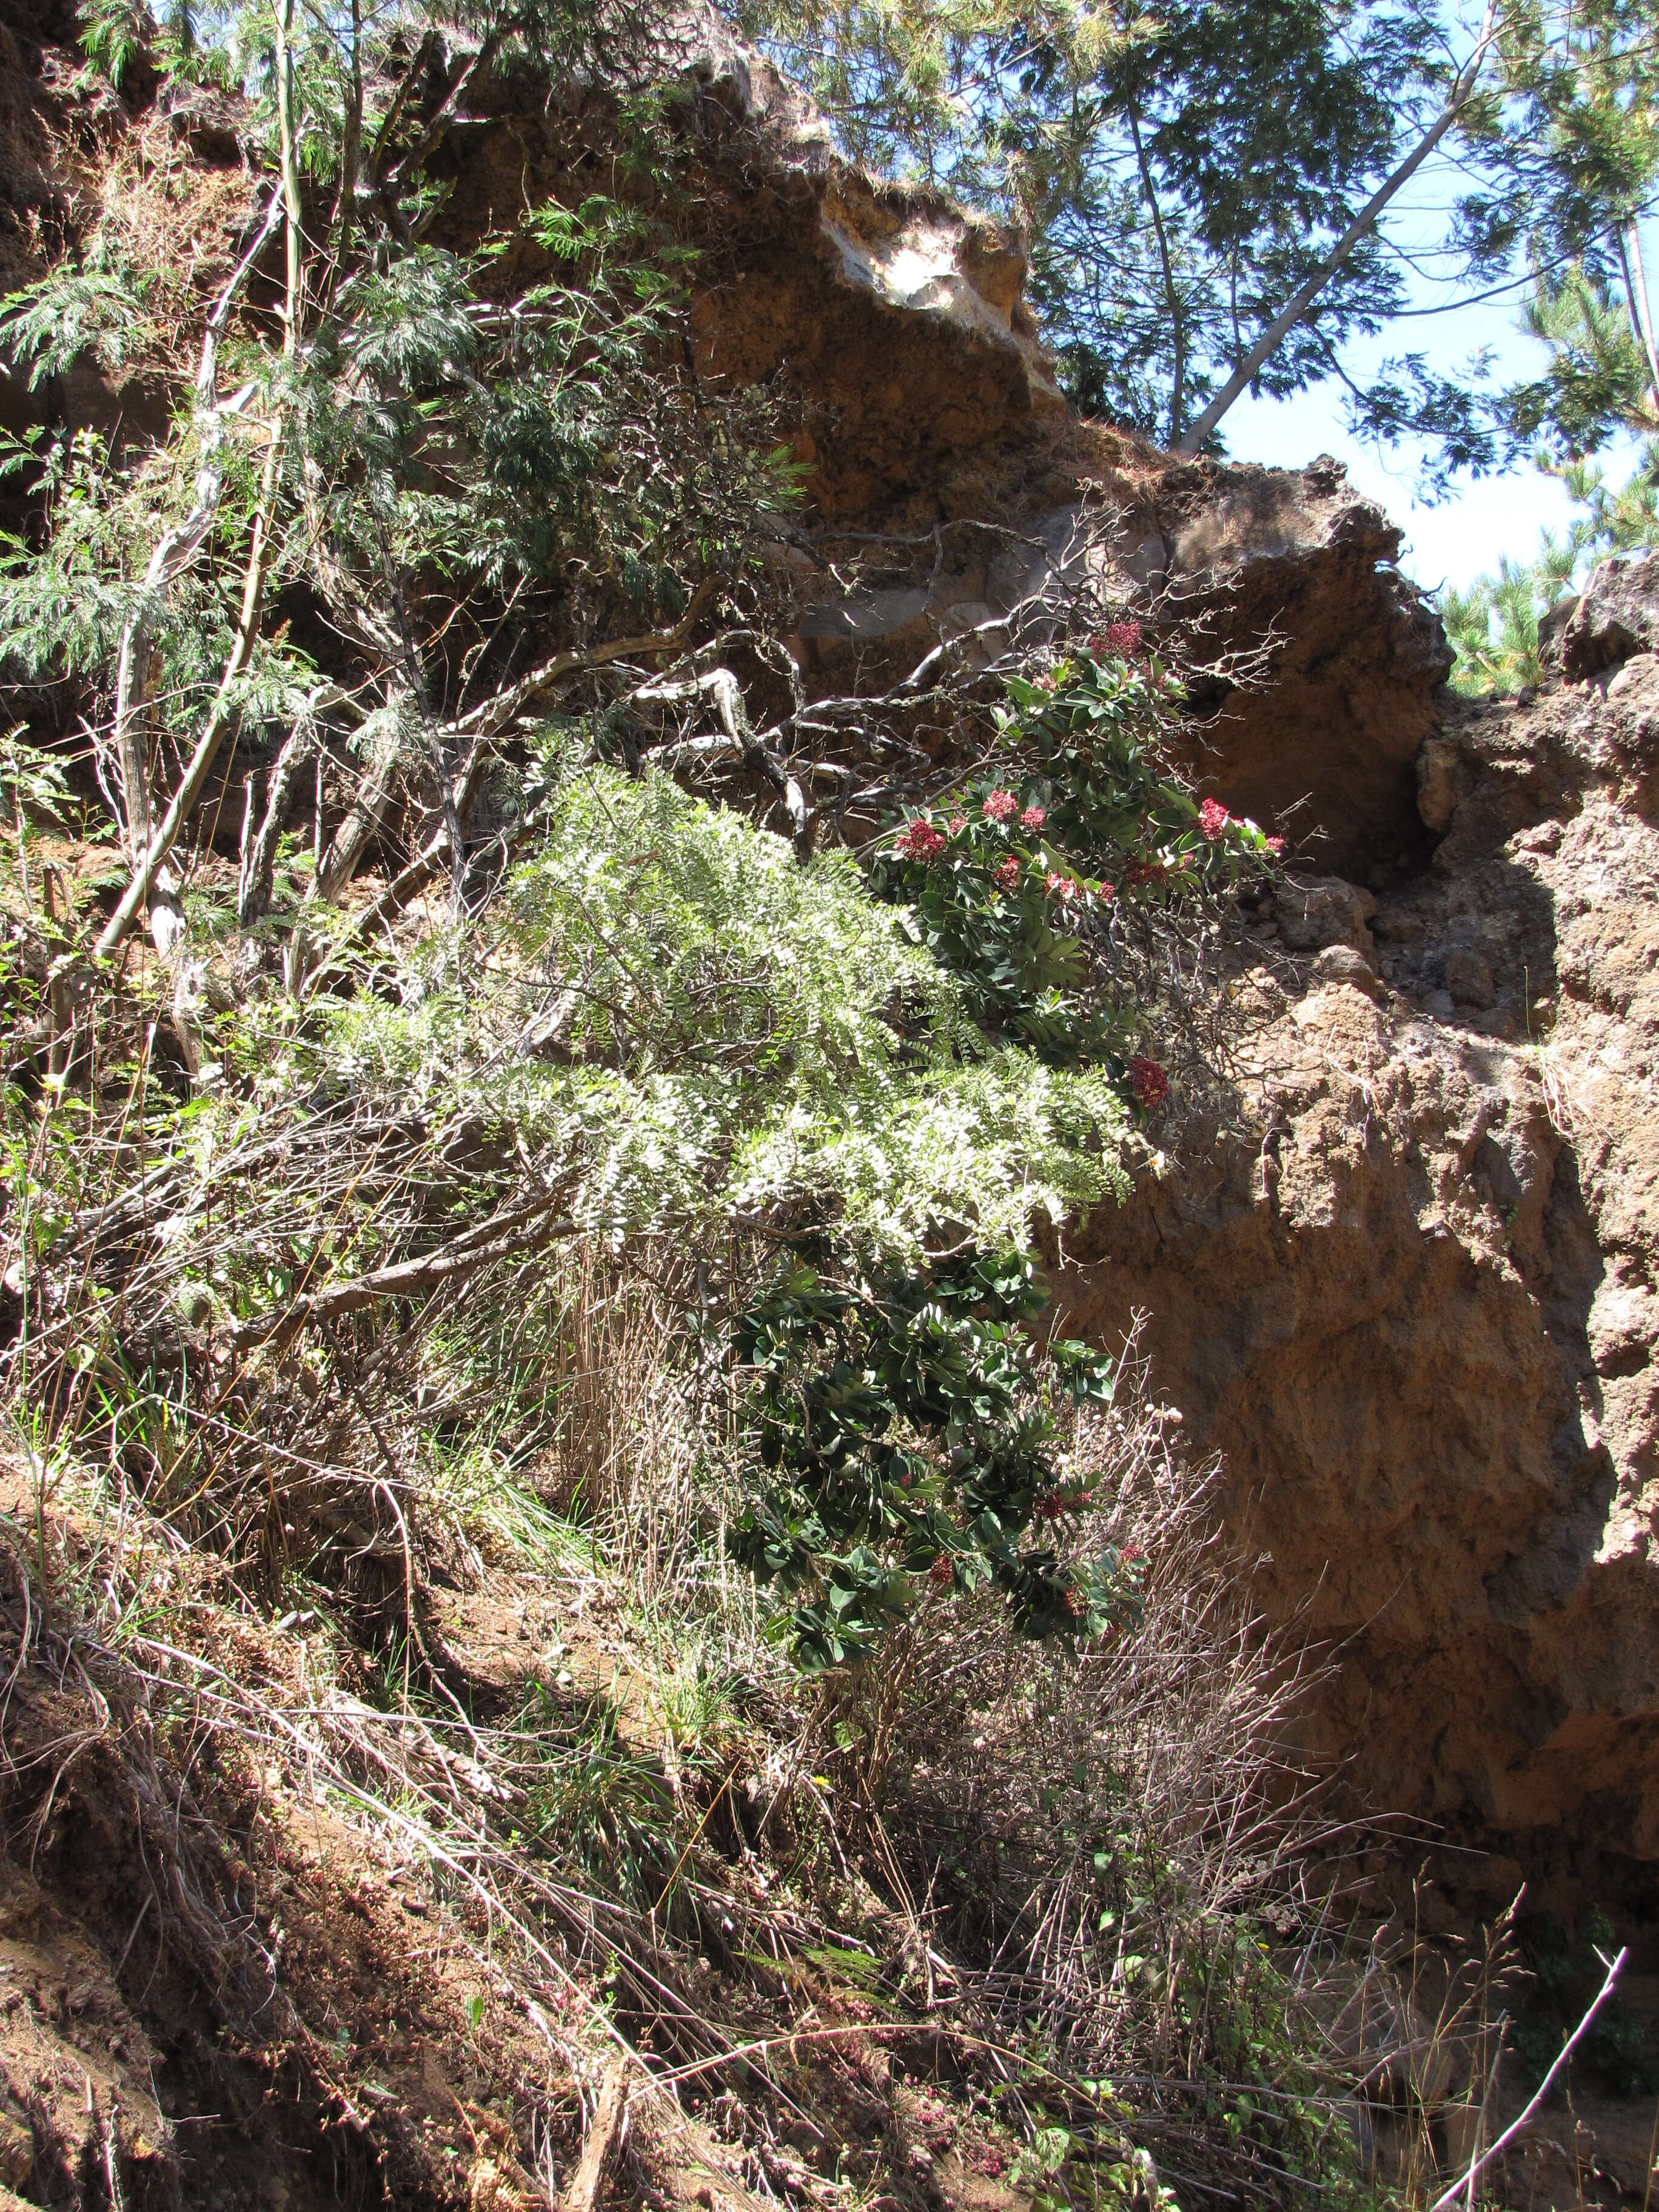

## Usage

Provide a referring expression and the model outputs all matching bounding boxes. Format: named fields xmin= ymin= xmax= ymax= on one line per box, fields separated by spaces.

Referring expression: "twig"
xmin=1428 ymin=1948 xmax=1628 ymax=2212
xmin=564 ymin=2054 xmax=629 ymax=2212
xmin=226 ymin=1198 xmax=577 ymax=1350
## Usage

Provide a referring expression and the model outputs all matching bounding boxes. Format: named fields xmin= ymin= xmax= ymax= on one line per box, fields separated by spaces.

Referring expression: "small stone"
xmin=1278 ymin=876 xmax=1376 ymax=954
xmin=1310 ymin=944 xmax=1381 ymax=998
xmin=1416 ymin=737 xmax=1464 ymax=833
xmin=1444 ymin=950 xmax=1495 ymax=1007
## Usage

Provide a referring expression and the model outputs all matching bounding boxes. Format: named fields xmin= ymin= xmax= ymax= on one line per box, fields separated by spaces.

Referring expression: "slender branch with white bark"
xmin=107 ymin=188 xmax=286 ymax=949
xmin=1176 ymin=0 xmax=1501 ymax=457
xmin=1427 ymin=1946 xmax=1627 ymax=2212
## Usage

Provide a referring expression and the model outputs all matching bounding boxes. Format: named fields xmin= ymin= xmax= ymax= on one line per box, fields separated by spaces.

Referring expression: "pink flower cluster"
xmin=1045 ymin=871 xmax=1078 ymax=902
xmin=982 ymin=789 xmax=1018 ymax=822
xmin=1199 ymin=797 xmax=1231 ymax=842
xmin=948 ymin=814 xmax=967 ymax=836
xmin=1094 ymin=620 xmax=1143 ymax=658
xmin=1127 ymin=1055 xmax=1171 ymax=1110
xmin=1021 ymin=804 xmax=1046 ymax=831
xmin=1266 ymin=834 xmax=1287 ymax=857
xmin=993 ymin=856 xmax=1020 ymax=892
xmin=894 ymin=817 xmax=946 ymax=862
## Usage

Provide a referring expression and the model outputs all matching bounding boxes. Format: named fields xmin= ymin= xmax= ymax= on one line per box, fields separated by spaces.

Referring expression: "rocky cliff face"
xmin=631 ymin=19 xmax=1659 ymax=1899
xmin=3 ymin=0 xmax=1654 ymax=1908
xmin=1059 ymin=575 xmax=1659 ymax=1914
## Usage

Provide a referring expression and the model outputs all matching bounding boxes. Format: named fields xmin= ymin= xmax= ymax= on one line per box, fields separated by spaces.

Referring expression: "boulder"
xmin=1560 ymin=549 xmax=1659 ymax=680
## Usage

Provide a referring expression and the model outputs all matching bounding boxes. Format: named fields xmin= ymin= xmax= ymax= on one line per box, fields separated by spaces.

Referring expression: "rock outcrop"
xmin=430 ymin=15 xmax=1453 ymax=873
xmin=1059 ymin=575 xmax=1659 ymax=1910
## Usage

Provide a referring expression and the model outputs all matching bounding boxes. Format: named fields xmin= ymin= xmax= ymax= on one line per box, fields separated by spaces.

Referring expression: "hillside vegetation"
xmin=0 ymin=2 xmax=1539 ymax=2208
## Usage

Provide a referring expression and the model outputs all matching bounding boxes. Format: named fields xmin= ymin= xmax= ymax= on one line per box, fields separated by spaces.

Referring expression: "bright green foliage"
xmin=522 ymin=1689 xmax=688 ymax=1911
xmin=77 ymin=0 xmax=149 ymax=88
xmin=1442 ymin=552 xmax=1569 ymax=695
xmin=731 ymin=1247 xmax=1141 ymax=1669
xmin=0 ymin=260 xmax=163 ymax=391
xmin=1506 ymin=263 xmax=1658 ymax=461
xmin=309 ymin=763 xmax=1129 ymax=1273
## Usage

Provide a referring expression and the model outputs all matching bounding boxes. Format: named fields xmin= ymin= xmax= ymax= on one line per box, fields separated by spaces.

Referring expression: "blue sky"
xmin=1218 ymin=189 xmax=1653 ymax=599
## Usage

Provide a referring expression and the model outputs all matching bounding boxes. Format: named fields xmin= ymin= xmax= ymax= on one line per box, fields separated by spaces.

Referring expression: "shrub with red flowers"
xmin=874 ymin=638 xmax=1283 ymax=1093
xmin=873 ymin=770 xmax=1122 ymax=1065
xmin=731 ymin=629 xmax=1285 ymax=1671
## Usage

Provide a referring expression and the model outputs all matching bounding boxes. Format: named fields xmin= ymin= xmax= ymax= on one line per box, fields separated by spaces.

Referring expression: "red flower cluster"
xmin=1127 ymin=1056 xmax=1171 ymax=1110
xmin=1099 ymin=879 xmax=1116 ymax=900
xmin=1198 ymin=797 xmax=1231 ymax=842
xmin=982 ymin=788 xmax=1018 ymax=822
xmin=1095 ymin=620 xmax=1143 ymax=658
xmin=1045 ymin=871 xmax=1079 ymax=901
xmin=1062 ymin=1587 xmax=1088 ymax=1618
xmin=1122 ymin=857 xmax=1170 ymax=889
xmin=948 ymin=814 xmax=967 ymax=836
xmin=1266 ymin=834 xmax=1287 ymax=857
xmin=1021 ymin=803 xmax=1046 ymax=831
xmin=1035 ymin=1487 xmax=1095 ymax=1521
xmin=993 ymin=855 xmax=1020 ymax=892
xmin=894 ymin=817 xmax=946 ymax=862
xmin=929 ymin=1553 xmax=954 ymax=1589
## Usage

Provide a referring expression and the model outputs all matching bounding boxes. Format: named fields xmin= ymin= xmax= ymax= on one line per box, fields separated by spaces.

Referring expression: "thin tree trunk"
xmin=107 ymin=189 xmax=284 ymax=949
xmin=96 ymin=431 xmax=286 ymax=958
xmin=1127 ymin=101 xmax=1185 ymax=444
xmin=1176 ymin=0 xmax=1498 ymax=457
xmin=312 ymin=708 xmax=407 ymax=902
xmin=1617 ymin=219 xmax=1659 ymax=417
xmin=238 ymin=720 xmax=317 ymax=925
xmin=275 ymin=0 xmax=304 ymax=353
